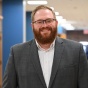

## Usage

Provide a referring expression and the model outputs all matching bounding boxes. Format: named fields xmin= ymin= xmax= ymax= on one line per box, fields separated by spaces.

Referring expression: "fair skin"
xmin=32 ymin=9 xmax=58 ymax=50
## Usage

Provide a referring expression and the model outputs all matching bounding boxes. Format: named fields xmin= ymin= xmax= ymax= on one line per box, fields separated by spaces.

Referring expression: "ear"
xmin=31 ymin=23 xmax=33 ymax=30
xmin=56 ymin=20 xmax=58 ymax=25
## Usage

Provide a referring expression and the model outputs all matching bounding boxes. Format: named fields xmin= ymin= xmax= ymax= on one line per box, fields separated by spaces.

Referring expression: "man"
xmin=3 ymin=5 xmax=88 ymax=88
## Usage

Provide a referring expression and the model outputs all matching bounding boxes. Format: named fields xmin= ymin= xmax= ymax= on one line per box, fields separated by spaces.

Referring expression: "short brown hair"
xmin=31 ymin=5 xmax=56 ymax=22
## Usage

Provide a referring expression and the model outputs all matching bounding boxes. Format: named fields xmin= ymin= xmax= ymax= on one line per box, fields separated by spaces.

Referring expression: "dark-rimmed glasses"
xmin=32 ymin=18 xmax=56 ymax=25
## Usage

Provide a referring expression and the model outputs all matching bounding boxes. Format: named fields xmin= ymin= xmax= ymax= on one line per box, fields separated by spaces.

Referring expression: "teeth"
xmin=42 ymin=30 xmax=49 ymax=32
xmin=43 ymin=29 xmax=49 ymax=31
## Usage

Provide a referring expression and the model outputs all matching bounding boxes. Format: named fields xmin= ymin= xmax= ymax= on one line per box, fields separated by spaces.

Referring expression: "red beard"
xmin=33 ymin=26 xmax=57 ymax=44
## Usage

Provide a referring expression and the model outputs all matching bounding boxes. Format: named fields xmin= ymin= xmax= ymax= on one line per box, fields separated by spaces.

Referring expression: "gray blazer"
xmin=3 ymin=37 xmax=88 ymax=88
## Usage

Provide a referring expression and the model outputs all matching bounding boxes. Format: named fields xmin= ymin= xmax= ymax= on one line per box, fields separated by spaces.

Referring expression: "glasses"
xmin=32 ymin=18 xmax=56 ymax=25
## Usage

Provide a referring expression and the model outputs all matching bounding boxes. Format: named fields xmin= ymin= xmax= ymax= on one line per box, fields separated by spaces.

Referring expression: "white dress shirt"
xmin=36 ymin=40 xmax=55 ymax=88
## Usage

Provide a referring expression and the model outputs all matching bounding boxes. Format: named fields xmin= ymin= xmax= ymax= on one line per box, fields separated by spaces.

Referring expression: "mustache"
xmin=39 ymin=26 xmax=52 ymax=31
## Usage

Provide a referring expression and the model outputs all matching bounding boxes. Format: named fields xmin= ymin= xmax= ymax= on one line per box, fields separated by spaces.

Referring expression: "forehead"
xmin=34 ymin=9 xmax=54 ymax=20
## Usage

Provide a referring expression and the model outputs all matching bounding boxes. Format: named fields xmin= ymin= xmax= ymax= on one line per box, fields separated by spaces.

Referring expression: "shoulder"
xmin=11 ymin=39 xmax=35 ymax=52
xmin=57 ymin=37 xmax=82 ymax=46
xmin=56 ymin=37 xmax=83 ymax=50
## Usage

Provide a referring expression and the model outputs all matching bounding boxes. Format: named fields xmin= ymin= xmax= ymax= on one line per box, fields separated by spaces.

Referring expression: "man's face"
xmin=32 ymin=9 xmax=58 ymax=44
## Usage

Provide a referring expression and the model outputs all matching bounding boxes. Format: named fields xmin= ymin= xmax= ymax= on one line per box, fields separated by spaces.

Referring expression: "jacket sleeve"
xmin=78 ymin=44 xmax=88 ymax=88
xmin=2 ymin=47 xmax=18 ymax=88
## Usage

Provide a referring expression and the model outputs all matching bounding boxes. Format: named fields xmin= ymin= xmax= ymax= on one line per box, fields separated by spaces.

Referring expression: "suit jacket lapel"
xmin=30 ymin=40 xmax=47 ymax=88
xmin=49 ymin=37 xmax=64 ymax=88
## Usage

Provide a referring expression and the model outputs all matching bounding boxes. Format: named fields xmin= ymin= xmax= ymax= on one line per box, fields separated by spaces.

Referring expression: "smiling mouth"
xmin=39 ymin=27 xmax=52 ymax=34
xmin=42 ymin=29 xmax=50 ymax=32
xmin=40 ymin=28 xmax=51 ymax=31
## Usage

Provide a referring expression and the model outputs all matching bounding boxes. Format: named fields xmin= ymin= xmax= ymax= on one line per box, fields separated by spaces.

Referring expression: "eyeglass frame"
xmin=32 ymin=18 xmax=56 ymax=25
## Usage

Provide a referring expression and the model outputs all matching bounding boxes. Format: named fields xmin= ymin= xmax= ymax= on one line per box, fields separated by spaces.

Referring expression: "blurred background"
xmin=0 ymin=0 xmax=88 ymax=87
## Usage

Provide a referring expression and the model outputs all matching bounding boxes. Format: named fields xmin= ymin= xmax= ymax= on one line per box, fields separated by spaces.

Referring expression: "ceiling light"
xmin=27 ymin=1 xmax=48 ymax=5
xmin=56 ymin=16 xmax=66 ymax=24
xmin=61 ymin=23 xmax=75 ymax=30
xmin=56 ymin=16 xmax=63 ymax=20
xmin=55 ymin=12 xmax=59 ymax=15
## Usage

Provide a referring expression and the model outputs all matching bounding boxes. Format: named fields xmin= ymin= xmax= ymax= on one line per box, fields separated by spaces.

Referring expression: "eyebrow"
xmin=34 ymin=18 xmax=55 ymax=21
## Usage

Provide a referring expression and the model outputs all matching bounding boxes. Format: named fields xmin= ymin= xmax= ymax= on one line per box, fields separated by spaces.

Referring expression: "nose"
xmin=41 ymin=20 xmax=47 ymax=27
xmin=42 ymin=20 xmax=46 ymax=24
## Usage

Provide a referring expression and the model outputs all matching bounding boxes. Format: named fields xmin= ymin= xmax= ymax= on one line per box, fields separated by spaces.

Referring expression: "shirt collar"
xmin=35 ymin=39 xmax=55 ymax=51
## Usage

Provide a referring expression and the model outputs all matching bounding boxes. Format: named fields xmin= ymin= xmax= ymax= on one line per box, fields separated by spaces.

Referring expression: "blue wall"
xmin=2 ymin=0 xmax=23 ymax=73
xmin=26 ymin=12 xmax=34 ymax=41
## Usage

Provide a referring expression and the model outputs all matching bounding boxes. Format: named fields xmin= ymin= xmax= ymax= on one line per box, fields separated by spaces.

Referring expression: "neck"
xmin=35 ymin=38 xmax=56 ymax=50
xmin=38 ymin=43 xmax=52 ymax=50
